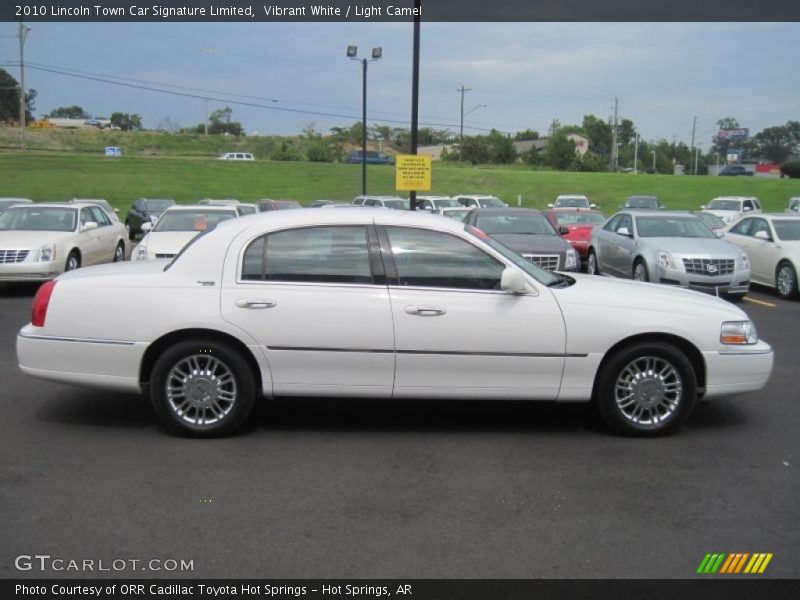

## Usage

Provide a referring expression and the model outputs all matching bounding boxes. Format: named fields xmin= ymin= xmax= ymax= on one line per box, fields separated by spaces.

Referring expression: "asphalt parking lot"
xmin=0 ymin=282 xmax=798 ymax=579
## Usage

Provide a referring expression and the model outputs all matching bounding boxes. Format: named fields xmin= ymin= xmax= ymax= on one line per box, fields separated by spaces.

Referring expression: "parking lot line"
xmin=743 ymin=296 xmax=777 ymax=308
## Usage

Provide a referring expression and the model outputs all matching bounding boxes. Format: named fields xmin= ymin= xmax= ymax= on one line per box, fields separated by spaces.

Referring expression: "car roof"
xmin=471 ymin=207 xmax=542 ymax=215
xmin=5 ymin=202 xmax=79 ymax=210
xmin=621 ymin=210 xmax=699 ymax=218
xmin=548 ymin=207 xmax=602 ymax=214
xmin=710 ymin=196 xmax=757 ymax=201
xmin=556 ymin=194 xmax=588 ymax=199
xmin=163 ymin=204 xmax=239 ymax=213
xmin=455 ymin=194 xmax=500 ymax=199
xmin=758 ymin=213 xmax=800 ymax=221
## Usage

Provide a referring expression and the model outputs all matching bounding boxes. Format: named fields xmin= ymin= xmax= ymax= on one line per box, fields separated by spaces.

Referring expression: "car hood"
xmin=553 ymin=273 xmax=747 ymax=319
xmin=491 ymin=233 xmax=568 ymax=253
xmin=141 ymin=231 xmax=201 ymax=254
xmin=703 ymin=209 xmax=740 ymax=219
xmin=640 ymin=237 xmax=742 ymax=257
xmin=0 ymin=230 xmax=74 ymax=248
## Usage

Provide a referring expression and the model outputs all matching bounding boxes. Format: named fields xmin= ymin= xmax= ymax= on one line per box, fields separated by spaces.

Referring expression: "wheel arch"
xmin=139 ymin=328 xmax=264 ymax=395
xmin=591 ymin=332 xmax=706 ymax=400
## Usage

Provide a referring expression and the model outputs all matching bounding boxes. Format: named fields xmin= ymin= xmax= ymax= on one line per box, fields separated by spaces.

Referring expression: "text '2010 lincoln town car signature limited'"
xmin=16 ymin=209 xmax=773 ymax=437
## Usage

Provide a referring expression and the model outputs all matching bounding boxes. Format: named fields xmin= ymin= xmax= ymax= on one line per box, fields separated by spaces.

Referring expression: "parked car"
xmin=235 ymin=203 xmax=258 ymax=216
xmin=416 ymin=196 xmax=458 ymax=212
xmin=257 ymin=199 xmax=302 ymax=212
xmin=785 ymin=197 xmax=800 ymax=214
xmin=701 ymin=196 xmax=762 ymax=225
xmin=356 ymin=196 xmax=409 ymax=210
xmin=0 ymin=202 xmax=126 ymax=281
xmin=623 ymin=195 xmax=664 ymax=210
xmin=725 ymin=214 xmax=800 ymax=299
xmin=719 ymin=165 xmax=753 ymax=176
xmin=132 ymin=205 xmax=239 ymax=261
xmin=694 ymin=211 xmax=727 ymax=234
xmin=0 ymin=198 xmax=33 ymax=214
xmin=454 ymin=195 xmax=507 ymax=208
xmin=544 ymin=208 xmax=606 ymax=265
xmin=437 ymin=207 xmax=473 ymax=221
xmin=548 ymin=195 xmax=595 ymax=209
xmin=124 ymin=198 xmax=176 ymax=240
xmin=69 ymin=198 xmax=120 ymax=222
xmin=345 ymin=150 xmax=394 ymax=165
xmin=199 ymin=199 xmax=239 ymax=205
xmin=218 ymin=153 xmax=254 ymax=161
xmin=310 ymin=200 xmax=349 ymax=208
xmin=464 ymin=208 xmax=579 ymax=272
xmin=17 ymin=209 xmax=773 ymax=438
xmin=587 ymin=211 xmax=751 ymax=300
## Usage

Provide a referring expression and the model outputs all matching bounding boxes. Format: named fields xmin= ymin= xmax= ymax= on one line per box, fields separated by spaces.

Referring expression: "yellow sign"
xmin=395 ymin=154 xmax=432 ymax=191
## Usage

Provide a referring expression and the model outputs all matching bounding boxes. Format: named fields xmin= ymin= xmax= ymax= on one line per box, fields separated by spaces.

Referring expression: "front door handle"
xmin=235 ymin=298 xmax=277 ymax=309
xmin=405 ymin=305 xmax=446 ymax=316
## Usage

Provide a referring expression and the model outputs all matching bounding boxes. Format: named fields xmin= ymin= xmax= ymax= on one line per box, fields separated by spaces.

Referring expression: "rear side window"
xmin=241 ymin=226 xmax=373 ymax=284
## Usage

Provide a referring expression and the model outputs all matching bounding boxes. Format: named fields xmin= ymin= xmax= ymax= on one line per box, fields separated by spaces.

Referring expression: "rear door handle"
xmin=405 ymin=305 xmax=446 ymax=316
xmin=235 ymin=298 xmax=277 ymax=309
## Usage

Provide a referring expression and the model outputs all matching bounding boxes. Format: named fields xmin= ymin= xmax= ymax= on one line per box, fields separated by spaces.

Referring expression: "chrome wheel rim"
xmin=166 ymin=354 xmax=237 ymax=427
xmin=777 ymin=265 xmax=795 ymax=296
xmin=634 ymin=263 xmax=647 ymax=282
xmin=587 ymin=254 xmax=597 ymax=275
xmin=66 ymin=255 xmax=79 ymax=271
xmin=114 ymin=244 xmax=124 ymax=262
xmin=615 ymin=356 xmax=682 ymax=427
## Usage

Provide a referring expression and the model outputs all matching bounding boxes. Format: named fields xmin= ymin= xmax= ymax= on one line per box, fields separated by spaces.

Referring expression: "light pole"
xmin=347 ymin=45 xmax=382 ymax=197
xmin=694 ymin=144 xmax=701 ymax=175
xmin=459 ymin=102 xmax=485 ymax=160
xmin=633 ymin=133 xmax=639 ymax=174
xmin=18 ymin=21 xmax=30 ymax=152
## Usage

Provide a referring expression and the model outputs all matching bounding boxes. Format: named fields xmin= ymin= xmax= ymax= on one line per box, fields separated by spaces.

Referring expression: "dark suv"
xmin=125 ymin=198 xmax=176 ymax=240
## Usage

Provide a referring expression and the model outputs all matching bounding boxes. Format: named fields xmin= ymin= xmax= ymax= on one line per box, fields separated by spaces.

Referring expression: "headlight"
xmin=657 ymin=251 xmax=677 ymax=270
xmin=38 ymin=244 xmax=56 ymax=262
xmin=739 ymin=253 xmax=750 ymax=271
xmin=564 ymin=248 xmax=578 ymax=270
xmin=720 ymin=321 xmax=758 ymax=345
xmin=133 ymin=244 xmax=148 ymax=261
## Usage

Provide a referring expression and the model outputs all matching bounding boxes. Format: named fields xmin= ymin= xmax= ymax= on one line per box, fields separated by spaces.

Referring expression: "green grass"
xmin=2 ymin=152 xmax=799 ymax=213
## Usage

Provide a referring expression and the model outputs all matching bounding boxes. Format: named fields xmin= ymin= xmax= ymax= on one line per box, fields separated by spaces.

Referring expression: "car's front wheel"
xmin=633 ymin=259 xmax=649 ymax=282
xmin=587 ymin=249 xmax=600 ymax=275
xmin=149 ymin=339 xmax=256 ymax=437
xmin=595 ymin=341 xmax=696 ymax=436
xmin=776 ymin=261 xmax=798 ymax=300
xmin=65 ymin=250 xmax=81 ymax=272
xmin=113 ymin=241 xmax=125 ymax=262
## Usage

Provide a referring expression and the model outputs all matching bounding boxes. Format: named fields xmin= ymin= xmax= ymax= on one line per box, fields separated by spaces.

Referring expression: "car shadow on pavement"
xmin=35 ymin=389 xmax=155 ymax=429
xmin=0 ymin=283 xmax=41 ymax=297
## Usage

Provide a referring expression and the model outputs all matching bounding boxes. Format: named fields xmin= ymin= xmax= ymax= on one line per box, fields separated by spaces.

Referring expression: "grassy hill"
xmin=1 ymin=151 xmax=798 ymax=213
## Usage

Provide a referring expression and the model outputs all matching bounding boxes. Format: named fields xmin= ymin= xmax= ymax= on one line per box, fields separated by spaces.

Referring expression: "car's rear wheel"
xmin=595 ymin=341 xmax=696 ymax=436
xmin=113 ymin=241 xmax=125 ymax=262
xmin=149 ymin=339 xmax=256 ymax=437
xmin=776 ymin=261 xmax=798 ymax=300
xmin=587 ymin=249 xmax=600 ymax=275
xmin=633 ymin=259 xmax=649 ymax=282
xmin=65 ymin=250 xmax=80 ymax=272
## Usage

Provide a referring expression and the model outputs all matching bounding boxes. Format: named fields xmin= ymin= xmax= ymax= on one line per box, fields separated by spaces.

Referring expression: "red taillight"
xmin=31 ymin=280 xmax=57 ymax=327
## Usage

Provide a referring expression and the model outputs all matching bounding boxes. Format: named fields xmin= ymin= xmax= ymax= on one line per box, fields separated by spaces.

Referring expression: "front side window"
xmin=635 ymin=217 xmax=714 ymax=238
xmin=604 ymin=214 xmax=623 ymax=232
xmin=729 ymin=218 xmax=753 ymax=236
xmin=242 ymin=226 xmax=372 ymax=284
xmin=89 ymin=206 xmax=111 ymax=226
xmin=386 ymin=226 xmax=504 ymax=290
xmin=748 ymin=219 xmax=771 ymax=239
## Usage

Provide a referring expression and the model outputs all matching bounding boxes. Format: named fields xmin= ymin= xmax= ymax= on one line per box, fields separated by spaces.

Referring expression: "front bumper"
xmin=703 ymin=341 xmax=774 ymax=399
xmin=0 ymin=260 xmax=62 ymax=282
xmin=657 ymin=266 xmax=750 ymax=296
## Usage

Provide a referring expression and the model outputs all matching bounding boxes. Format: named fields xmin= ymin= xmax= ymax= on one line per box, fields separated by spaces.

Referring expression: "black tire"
xmin=113 ymin=241 xmax=125 ymax=262
xmin=595 ymin=341 xmax=697 ymax=437
xmin=149 ymin=339 xmax=257 ymax=437
xmin=775 ymin=261 xmax=798 ymax=300
xmin=65 ymin=250 xmax=81 ymax=272
xmin=587 ymin=249 xmax=600 ymax=275
xmin=633 ymin=258 xmax=649 ymax=282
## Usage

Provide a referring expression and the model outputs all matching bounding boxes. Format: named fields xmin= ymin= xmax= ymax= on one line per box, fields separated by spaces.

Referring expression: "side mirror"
xmin=715 ymin=230 xmax=725 ymax=238
xmin=547 ymin=203 xmax=554 ymax=208
xmin=500 ymin=267 xmax=529 ymax=295
xmin=700 ymin=205 xmax=706 ymax=210
xmin=617 ymin=227 xmax=631 ymax=237
xmin=114 ymin=208 xmax=120 ymax=213
xmin=81 ymin=221 xmax=98 ymax=231
xmin=754 ymin=230 xmax=771 ymax=241
xmin=590 ymin=203 xmax=597 ymax=209
xmin=559 ymin=225 xmax=570 ymax=235
xmin=141 ymin=222 xmax=153 ymax=232
xmin=744 ymin=206 xmax=752 ymax=212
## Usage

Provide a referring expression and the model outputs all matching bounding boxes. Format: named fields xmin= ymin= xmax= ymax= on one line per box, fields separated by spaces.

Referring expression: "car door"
xmin=747 ymin=218 xmax=780 ymax=283
xmin=613 ymin=214 xmax=638 ymax=277
xmin=77 ymin=207 xmax=104 ymax=265
xmin=593 ymin=214 xmax=622 ymax=274
xmin=380 ymin=225 xmax=566 ymax=399
xmin=89 ymin=206 xmax=117 ymax=262
xmin=220 ymin=224 xmax=395 ymax=397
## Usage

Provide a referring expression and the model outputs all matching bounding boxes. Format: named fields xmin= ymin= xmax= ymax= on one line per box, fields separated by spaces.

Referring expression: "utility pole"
xmin=633 ymin=133 xmax=639 ymax=174
xmin=18 ymin=21 xmax=30 ymax=152
xmin=690 ymin=115 xmax=697 ymax=173
xmin=203 ymin=98 xmax=208 ymax=136
xmin=458 ymin=84 xmax=471 ymax=161
xmin=609 ymin=97 xmax=618 ymax=172
xmin=409 ymin=1 xmax=420 ymax=211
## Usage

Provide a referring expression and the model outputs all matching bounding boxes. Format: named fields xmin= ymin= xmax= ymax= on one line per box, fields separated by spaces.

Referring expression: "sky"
xmin=1 ymin=21 xmax=798 ymax=147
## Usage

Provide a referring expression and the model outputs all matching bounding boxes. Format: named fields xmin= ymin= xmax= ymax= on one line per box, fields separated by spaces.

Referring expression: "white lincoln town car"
xmin=17 ymin=209 xmax=773 ymax=437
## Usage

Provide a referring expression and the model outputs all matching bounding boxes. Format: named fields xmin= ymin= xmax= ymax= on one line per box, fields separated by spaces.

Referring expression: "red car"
xmin=544 ymin=208 xmax=606 ymax=265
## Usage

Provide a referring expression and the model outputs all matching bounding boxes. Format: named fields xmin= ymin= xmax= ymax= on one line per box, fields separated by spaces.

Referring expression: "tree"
xmin=486 ymin=130 xmax=517 ymax=164
xmin=0 ymin=68 xmax=36 ymax=122
xmin=751 ymin=122 xmax=800 ymax=163
xmin=110 ymin=112 xmax=142 ymax=131
xmin=459 ymin=136 xmax=490 ymax=164
xmin=514 ymin=129 xmax=540 ymax=141
xmin=201 ymin=106 xmax=244 ymax=136
xmin=48 ymin=105 xmax=90 ymax=119
xmin=582 ymin=115 xmax=612 ymax=156
xmin=545 ymin=132 xmax=577 ymax=170
xmin=617 ymin=118 xmax=636 ymax=146
xmin=717 ymin=117 xmax=740 ymax=130
xmin=155 ymin=116 xmax=181 ymax=133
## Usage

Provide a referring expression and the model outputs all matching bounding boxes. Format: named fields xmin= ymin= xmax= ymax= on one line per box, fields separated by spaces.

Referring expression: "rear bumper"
xmin=703 ymin=341 xmax=774 ymax=399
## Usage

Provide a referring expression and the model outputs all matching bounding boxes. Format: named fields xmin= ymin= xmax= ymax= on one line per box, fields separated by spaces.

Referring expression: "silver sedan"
xmin=587 ymin=211 xmax=751 ymax=300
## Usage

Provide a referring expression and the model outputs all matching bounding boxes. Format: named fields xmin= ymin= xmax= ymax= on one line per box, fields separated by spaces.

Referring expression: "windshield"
xmin=237 ymin=205 xmax=257 ymax=215
xmin=442 ymin=209 xmax=470 ymax=221
xmin=466 ymin=226 xmax=560 ymax=286
xmin=275 ymin=201 xmax=302 ymax=210
xmin=384 ymin=199 xmax=410 ymax=210
xmin=153 ymin=210 xmax=236 ymax=232
xmin=477 ymin=197 xmax=505 ymax=208
xmin=636 ymin=216 xmax=715 ymax=238
xmin=432 ymin=198 xmax=458 ymax=208
xmin=773 ymin=220 xmax=800 ymax=241
xmin=625 ymin=196 xmax=658 ymax=208
xmin=555 ymin=212 xmax=605 ymax=225
xmin=556 ymin=197 xmax=589 ymax=207
xmin=708 ymin=199 xmax=742 ymax=211
xmin=696 ymin=212 xmax=725 ymax=228
xmin=145 ymin=199 xmax=174 ymax=213
xmin=475 ymin=213 xmax=556 ymax=235
xmin=0 ymin=207 xmax=77 ymax=232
